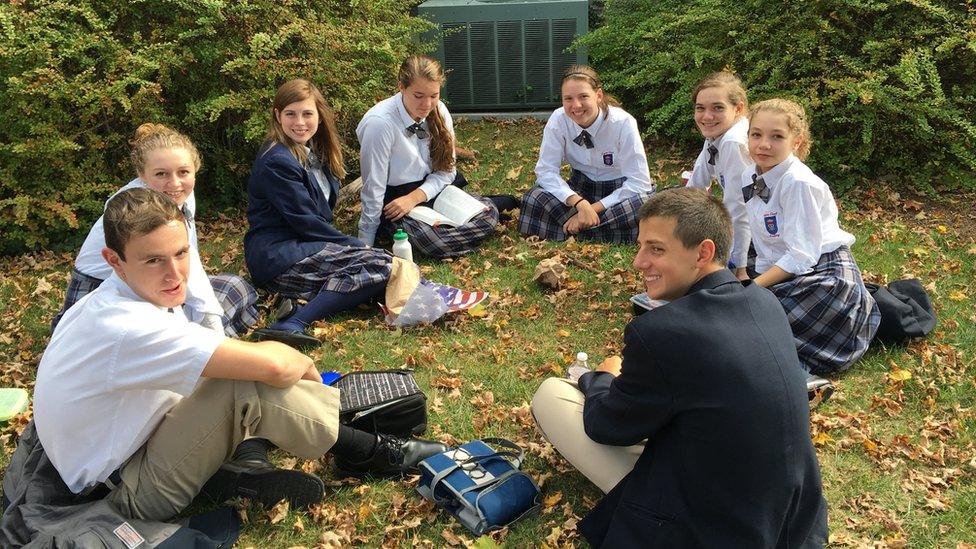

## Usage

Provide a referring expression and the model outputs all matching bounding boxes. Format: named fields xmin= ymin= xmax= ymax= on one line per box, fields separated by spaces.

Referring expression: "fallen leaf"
xmin=32 ymin=277 xmax=53 ymax=296
xmin=948 ymin=290 xmax=967 ymax=301
xmin=812 ymin=432 xmax=833 ymax=446
xmin=889 ymin=368 xmax=912 ymax=382
xmin=467 ymin=304 xmax=488 ymax=318
xmin=267 ymin=499 xmax=289 ymax=524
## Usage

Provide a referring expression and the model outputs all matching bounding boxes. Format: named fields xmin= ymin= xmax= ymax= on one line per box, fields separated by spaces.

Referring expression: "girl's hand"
xmin=383 ymin=195 xmax=419 ymax=221
xmin=574 ymin=200 xmax=601 ymax=229
xmin=563 ymin=214 xmax=582 ymax=234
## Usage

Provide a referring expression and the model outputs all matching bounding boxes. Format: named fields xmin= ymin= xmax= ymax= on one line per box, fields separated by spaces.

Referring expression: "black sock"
xmin=332 ymin=425 xmax=379 ymax=462
xmin=232 ymin=438 xmax=274 ymax=463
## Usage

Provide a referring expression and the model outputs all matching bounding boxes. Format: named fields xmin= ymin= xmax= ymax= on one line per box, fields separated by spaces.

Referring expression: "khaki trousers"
xmin=530 ymin=377 xmax=644 ymax=494
xmin=106 ymin=378 xmax=340 ymax=520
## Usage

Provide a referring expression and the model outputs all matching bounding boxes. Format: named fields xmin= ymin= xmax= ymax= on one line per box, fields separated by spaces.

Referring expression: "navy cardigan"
xmin=244 ymin=142 xmax=362 ymax=287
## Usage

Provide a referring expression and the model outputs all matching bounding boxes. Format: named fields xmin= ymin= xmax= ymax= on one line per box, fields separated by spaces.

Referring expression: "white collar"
xmin=571 ymin=108 xmax=606 ymax=136
xmin=395 ymin=92 xmax=424 ymax=127
xmin=751 ymin=154 xmax=796 ymax=188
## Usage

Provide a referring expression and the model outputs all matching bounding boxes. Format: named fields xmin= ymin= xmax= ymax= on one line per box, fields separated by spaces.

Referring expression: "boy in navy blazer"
xmin=532 ymin=188 xmax=828 ymax=548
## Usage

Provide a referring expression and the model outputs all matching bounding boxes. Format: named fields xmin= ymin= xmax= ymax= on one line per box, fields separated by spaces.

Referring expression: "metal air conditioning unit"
xmin=418 ymin=0 xmax=588 ymax=111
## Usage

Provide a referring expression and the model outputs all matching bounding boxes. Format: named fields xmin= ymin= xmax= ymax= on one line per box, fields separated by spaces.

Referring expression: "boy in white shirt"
xmin=32 ymin=188 xmax=446 ymax=520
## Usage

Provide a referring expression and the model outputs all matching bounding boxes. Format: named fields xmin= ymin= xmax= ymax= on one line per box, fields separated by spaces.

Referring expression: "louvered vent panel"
xmin=524 ymin=19 xmax=551 ymax=103
xmin=419 ymin=0 xmax=588 ymax=110
xmin=443 ymin=23 xmax=471 ymax=106
xmin=551 ymin=18 xmax=577 ymax=101
xmin=496 ymin=21 xmax=524 ymax=105
xmin=469 ymin=21 xmax=499 ymax=104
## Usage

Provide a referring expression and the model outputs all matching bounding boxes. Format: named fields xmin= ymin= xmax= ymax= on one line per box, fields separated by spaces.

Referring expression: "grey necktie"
xmin=742 ymin=174 xmax=771 ymax=203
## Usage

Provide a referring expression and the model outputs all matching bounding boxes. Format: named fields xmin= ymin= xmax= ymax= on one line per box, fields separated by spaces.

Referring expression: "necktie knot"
xmin=406 ymin=123 xmax=428 ymax=140
xmin=181 ymin=204 xmax=194 ymax=224
xmin=743 ymin=173 xmax=771 ymax=203
xmin=707 ymin=144 xmax=718 ymax=166
xmin=572 ymin=129 xmax=594 ymax=149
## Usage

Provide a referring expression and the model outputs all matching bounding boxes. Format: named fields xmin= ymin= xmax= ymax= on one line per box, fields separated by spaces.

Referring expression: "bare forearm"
xmin=754 ymin=266 xmax=793 ymax=287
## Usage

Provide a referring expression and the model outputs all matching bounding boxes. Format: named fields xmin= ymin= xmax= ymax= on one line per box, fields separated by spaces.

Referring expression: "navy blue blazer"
xmin=577 ymin=270 xmax=828 ymax=548
xmin=244 ymin=142 xmax=362 ymax=287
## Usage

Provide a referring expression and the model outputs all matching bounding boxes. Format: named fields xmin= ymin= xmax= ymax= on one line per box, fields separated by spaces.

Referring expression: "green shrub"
xmin=580 ymin=0 xmax=976 ymax=193
xmin=0 ymin=0 xmax=431 ymax=253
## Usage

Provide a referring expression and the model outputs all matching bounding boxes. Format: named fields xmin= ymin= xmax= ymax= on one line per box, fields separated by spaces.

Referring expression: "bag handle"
xmin=479 ymin=437 xmax=525 ymax=468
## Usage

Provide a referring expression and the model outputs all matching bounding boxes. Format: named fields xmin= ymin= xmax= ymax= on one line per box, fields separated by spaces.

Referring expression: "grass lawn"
xmin=1 ymin=118 xmax=973 ymax=547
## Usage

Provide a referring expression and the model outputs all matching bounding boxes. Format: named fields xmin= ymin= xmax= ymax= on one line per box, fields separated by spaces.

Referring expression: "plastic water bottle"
xmin=567 ymin=351 xmax=590 ymax=382
xmin=392 ymin=228 xmax=413 ymax=263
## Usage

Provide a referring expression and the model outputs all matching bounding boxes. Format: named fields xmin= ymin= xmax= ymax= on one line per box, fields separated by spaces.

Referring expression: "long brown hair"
xmin=691 ymin=71 xmax=749 ymax=112
xmin=268 ymin=79 xmax=346 ymax=178
xmin=397 ymin=55 xmax=454 ymax=172
xmin=129 ymin=123 xmax=201 ymax=175
xmin=561 ymin=64 xmax=621 ymax=115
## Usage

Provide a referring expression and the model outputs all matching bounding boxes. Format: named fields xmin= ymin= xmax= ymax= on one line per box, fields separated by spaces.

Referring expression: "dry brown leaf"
xmin=267 ymin=499 xmax=289 ymax=524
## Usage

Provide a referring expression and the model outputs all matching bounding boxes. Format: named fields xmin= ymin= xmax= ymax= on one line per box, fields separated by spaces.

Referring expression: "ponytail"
xmin=398 ymin=55 xmax=454 ymax=172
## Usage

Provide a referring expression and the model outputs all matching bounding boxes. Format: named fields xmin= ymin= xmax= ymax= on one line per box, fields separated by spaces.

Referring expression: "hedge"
xmin=579 ymin=0 xmax=976 ymax=194
xmin=0 ymin=0 xmax=431 ymax=253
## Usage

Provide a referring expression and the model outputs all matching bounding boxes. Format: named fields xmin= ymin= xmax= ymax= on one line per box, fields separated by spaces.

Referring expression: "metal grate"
xmin=420 ymin=0 xmax=588 ymax=110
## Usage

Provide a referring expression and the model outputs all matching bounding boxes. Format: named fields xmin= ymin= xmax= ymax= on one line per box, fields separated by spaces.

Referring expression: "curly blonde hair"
xmin=129 ymin=123 xmax=202 ymax=174
xmin=750 ymin=99 xmax=813 ymax=160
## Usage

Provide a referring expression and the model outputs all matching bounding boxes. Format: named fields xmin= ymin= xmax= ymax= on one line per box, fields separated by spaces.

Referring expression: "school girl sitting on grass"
xmin=743 ymin=98 xmax=880 ymax=404
xmin=518 ymin=64 xmax=655 ymax=243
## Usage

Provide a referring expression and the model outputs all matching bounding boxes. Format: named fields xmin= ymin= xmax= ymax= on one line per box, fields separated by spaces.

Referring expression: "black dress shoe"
xmin=333 ymin=434 xmax=449 ymax=479
xmin=200 ymin=458 xmax=325 ymax=509
xmin=485 ymin=194 xmax=520 ymax=217
xmin=806 ymin=373 xmax=834 ymax=409
xmin=252 ymin=328 xmax=319 ymax=351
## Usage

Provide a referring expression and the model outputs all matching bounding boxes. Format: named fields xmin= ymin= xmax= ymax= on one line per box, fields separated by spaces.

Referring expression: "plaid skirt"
xmin=517 ymin=171 xmax=653 ymax=244
xmin=50 ymin=269 xmax=102 ymax=331
xmin=208 ymin=274 xmax=260 ymax=337
xmin=382 ymin=175 xmax=499 ymax=259
xmin=769 ymin=246 xmax=880 ymax=376
xmin=268 ymin=242 xmax=393 ymax=301
xmin=51 ymin=269 xmax=259 ymax=338
xmin=389 ymin=196 xmax=499 ymax=259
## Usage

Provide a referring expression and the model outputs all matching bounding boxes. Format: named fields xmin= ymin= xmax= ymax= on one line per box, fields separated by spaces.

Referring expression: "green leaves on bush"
xmin=0 ymin=0 xmax=431 ymax=253
xmin=580 ymin=0 xmax=976 ymax=193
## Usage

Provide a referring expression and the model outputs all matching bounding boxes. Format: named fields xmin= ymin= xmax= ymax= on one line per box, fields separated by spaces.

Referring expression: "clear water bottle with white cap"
xmin=392 ymin=228 xmax=413 ymax=263
xmin=567 ymin=351 xmax=590 ymax=382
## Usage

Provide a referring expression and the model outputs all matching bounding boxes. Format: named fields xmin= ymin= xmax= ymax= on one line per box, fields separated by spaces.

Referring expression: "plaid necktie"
xmin=572 ymin=130 xmax=594 ymax=149
xmin=707 ymin=144 xmax=718 ymax=166
xmin=181 ymin=204 xmax=193 ymax=224
xmin=742 ymin=174 xmax=771 ymax=203
xmin=406 ymin=123 xmax=429 ymax=140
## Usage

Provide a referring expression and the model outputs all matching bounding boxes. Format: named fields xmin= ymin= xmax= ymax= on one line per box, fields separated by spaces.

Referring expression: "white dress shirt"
xmin=34 ymin=273 xmax=224 ymax=493
xmin=72 ymin=179 xmax=223 ymax=323
xmin=306 ymin=146 xmax=331 ymax=202
xmin=534 ymin=106 xmax=652 ymax=209
xmin=743 ymin=155 xmax=855 ymax=276
xmin=356 ymin=93 xmax=457 ymax=245
xmin=686 ymin=117 xmax=753 ymax=268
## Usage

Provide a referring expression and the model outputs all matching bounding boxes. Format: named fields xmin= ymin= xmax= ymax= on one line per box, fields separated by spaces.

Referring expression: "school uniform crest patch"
xmin=764 ymin=214 xmax=779 ymax=235
xmin=602 ymin=152 xmax=613 ymax=166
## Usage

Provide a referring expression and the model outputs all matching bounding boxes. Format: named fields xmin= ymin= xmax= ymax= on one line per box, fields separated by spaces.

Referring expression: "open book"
xmin=406 ymin=185 xmax=487 ymax=228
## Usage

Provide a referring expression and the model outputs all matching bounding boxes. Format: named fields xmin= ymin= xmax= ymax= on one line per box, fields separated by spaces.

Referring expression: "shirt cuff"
xmin=775 ymin=253 xmax=815 ymax=276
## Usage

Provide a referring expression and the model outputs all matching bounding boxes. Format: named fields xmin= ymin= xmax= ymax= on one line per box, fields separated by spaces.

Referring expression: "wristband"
xmin=571 ymin=197 xmax=585 ymax=209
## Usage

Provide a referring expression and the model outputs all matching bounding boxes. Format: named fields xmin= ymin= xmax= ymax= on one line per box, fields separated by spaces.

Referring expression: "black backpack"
xmin=866 ymin=279 xmax=937 ymax=344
